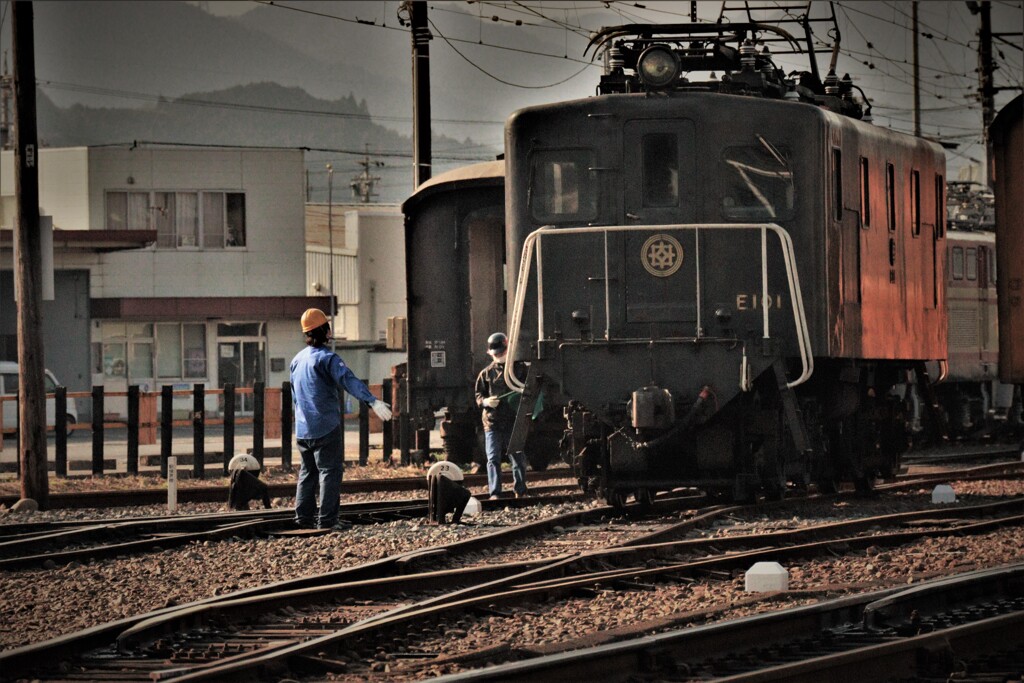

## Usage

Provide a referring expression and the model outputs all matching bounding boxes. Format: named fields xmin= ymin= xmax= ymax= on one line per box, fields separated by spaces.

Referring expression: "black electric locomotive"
xmin=501 ymin=17 xmax=947 ymax=504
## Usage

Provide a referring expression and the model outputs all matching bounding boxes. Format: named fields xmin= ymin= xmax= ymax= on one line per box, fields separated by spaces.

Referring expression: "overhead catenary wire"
xmin=428 ymin=17 xmax=594 ymax=89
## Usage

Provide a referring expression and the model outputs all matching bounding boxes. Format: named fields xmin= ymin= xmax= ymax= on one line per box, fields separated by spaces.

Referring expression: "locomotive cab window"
xmin=966 ymin=247 xmax=977 ymax=281
xmin=910 ymin=170 xmax=921 ymax=238
xmin=642 ymin=133 xmax=679 ymax=207
xmin=529 ymin=150 xmax=597 ymax=223
xmin=951 ymin=247 xmax=964 ymax=280
xmin=720 ymin=138 xmax=794 ymax=221
xmin=859 ymin=157 xmax=870 ymax=229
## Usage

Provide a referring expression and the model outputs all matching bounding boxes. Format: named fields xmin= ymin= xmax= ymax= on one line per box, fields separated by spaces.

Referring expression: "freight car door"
xmin=621 ymin=120 xmax=697 ymax=334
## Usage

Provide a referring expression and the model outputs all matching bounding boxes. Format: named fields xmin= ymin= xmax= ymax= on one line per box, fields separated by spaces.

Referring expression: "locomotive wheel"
xmin=608 ymin=490 xmax=629 ymax=510
xmin=634 ymin=488 xmax=654 ymax=509
xmin=854 ymin=474 xmax=877 ymax=495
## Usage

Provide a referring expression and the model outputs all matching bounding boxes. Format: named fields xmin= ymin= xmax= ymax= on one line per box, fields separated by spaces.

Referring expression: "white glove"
xmin=371 ymin=399 xmax=392 ymax=422
xmin=483 ymin=396 xmax=500 ymax=409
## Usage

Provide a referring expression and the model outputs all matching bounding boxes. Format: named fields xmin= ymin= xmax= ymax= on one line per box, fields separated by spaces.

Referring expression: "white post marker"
xmin=745 ymin=561 xmax=789 ymax=592
xmin=931 ymin=484 xmax=956 ymax=504
xmin=167 ymin=455 xmax=178 ymax=514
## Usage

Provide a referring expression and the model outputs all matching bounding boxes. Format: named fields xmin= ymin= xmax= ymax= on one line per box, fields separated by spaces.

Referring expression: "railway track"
xmin=5 ymin=479 xmax=1024 ymax=682
xmin=0 ymin=468 xmax=574 ymax=510
xmin=434 ymin=564 xmax=1024 ymax=682
xmin=0 ymin=485 xmax=580 ymax=570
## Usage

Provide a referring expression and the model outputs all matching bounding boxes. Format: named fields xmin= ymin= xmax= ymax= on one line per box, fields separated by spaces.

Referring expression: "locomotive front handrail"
xmin=505 ymin=223 xmax=813 ymax=393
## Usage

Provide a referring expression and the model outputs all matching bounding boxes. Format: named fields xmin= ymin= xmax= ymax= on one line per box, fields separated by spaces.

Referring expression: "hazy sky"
xmin=2 ymin=1 xmax=1022 ymax=183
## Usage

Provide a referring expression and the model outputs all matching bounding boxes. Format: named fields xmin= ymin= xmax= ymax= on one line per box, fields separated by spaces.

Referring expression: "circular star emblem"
xmin=641 ymin=233 xmax=683 ymax=277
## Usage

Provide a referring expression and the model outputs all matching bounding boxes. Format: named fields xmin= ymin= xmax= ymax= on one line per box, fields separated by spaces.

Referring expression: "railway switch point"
xmin=745 ymin=561 xmax=789 ymax=592
xmin=931 ymin=484 xmax=957 ymax=504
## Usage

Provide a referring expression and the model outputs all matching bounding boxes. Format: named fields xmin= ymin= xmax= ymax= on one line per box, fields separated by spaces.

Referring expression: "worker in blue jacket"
xmin=291 ymin=308 xmax=392 ymax=530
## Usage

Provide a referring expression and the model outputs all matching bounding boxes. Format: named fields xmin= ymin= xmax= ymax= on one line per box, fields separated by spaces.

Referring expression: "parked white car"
xmin=0 ymin=361 xmax=79 ymax=436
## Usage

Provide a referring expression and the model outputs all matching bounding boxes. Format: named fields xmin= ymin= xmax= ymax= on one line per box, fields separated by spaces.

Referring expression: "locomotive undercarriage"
xmin=562 ymin=358 xmax=914 ymax=507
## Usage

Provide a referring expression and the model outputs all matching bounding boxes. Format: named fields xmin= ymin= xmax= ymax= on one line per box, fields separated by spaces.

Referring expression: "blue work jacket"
xmin=290 ymin=345 xmax=375 ymax=439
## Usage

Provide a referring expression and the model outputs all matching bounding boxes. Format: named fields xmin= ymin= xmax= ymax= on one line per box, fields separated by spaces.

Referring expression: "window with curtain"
xmin=176 ymin=192 xmax=199 ymax=247
xmin=106 ymin=190 xmax=246 ymax=249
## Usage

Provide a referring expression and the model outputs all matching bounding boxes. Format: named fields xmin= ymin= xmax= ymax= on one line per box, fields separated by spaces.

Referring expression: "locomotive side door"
xmin=621 ymin=120 xmax=697 ymax=336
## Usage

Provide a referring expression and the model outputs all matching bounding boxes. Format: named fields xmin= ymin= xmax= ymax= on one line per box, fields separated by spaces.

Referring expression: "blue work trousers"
xmin=294 ymin=425 xmax=344 ymax=528
xmin=485 ymin=427 xmax=527 ymax=498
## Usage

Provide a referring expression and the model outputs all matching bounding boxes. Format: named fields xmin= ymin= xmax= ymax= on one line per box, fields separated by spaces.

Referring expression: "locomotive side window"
xmin=859 ymin=157 xmax=870 ymax=228
xmin=886 ymin=163 xmax=896 ymax=233
xmin=951 ymin=247 xmax=964 ymax=280
xmin=832 ymin=148 xmax=843 ymax=221
xmin=529 ymin=150 xmax=597 ymax=223
xmin=642 ymin=133 xmax=679 ymax=207
xmin=966 ymin=247 xmax=977 ymax=280
xmin=720 ymin=141 xmax=793 ymax=221
xmin=935 ymin=174 xmax=945 ymax=238
xmin=910 ymin=170 xmax=921 ymax=238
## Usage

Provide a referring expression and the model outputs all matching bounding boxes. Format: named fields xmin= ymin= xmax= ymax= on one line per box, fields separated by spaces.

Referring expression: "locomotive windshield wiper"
xmin=757 ymin=134 xmax=789 ymax=170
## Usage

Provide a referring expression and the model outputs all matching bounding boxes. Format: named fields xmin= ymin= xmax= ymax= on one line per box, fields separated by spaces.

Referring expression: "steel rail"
xmin=0 ymin=492 xmax=704 ymax=678
xmin=114 ymin=501 xmax=1024 ymax=681
xmin=0 ymin=468 xmax=575 ymax=509
xmin=430 ymin=564 xmax=1024 ymax=682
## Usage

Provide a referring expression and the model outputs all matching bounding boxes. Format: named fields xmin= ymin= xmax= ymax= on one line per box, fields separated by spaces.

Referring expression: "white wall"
xmin=89 ymin=147 xmax=307 ymax=298
xmin=0 ymin=147 xmax=91 ymax=230
xmin=347 ymin=209 xmax=405 ymax=342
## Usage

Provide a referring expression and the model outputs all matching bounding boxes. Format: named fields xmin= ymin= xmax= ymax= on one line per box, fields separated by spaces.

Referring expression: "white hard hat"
xmin=426 ymin=460 xmax=464 ymax=482
xmin=228 ymin=453 xmax=261 ymax=472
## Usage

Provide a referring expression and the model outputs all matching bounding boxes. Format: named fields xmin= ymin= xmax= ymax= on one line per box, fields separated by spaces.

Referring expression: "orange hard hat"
xmin=300 ymin=308 xmax=329 ymax=333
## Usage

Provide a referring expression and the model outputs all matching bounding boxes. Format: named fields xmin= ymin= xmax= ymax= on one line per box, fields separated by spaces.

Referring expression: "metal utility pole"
xmin=12 ymin=1 xmax=48 ymax=508
xmin=326 ymin=163 xmax=336 ymax=353
xmin=408 ymin=0 xmax=432 ymax=187
xmin=912 ymin=1 xmax=921 ymax=137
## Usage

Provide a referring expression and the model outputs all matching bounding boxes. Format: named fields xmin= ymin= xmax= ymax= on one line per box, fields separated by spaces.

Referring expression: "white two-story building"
xmin=1 ymin=144 xmax=334 ymax=417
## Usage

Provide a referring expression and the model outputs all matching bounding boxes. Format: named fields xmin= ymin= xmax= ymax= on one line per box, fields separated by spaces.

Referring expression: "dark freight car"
xmin=402 ymin=162 xmax=506 ymax=464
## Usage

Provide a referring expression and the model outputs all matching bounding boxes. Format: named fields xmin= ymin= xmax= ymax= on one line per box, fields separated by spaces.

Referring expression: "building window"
xmin=100 ymin=322 xmax=207 ymax=382
xmin=107 ymin=190 xmax=246 ymax=249
xmin=154 ymin=323 xmax=208 ymax=379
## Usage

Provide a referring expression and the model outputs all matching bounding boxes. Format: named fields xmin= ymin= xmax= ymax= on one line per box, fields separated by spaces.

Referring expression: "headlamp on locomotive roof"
xmin=637 ymin=45 xmax=680 ymax=89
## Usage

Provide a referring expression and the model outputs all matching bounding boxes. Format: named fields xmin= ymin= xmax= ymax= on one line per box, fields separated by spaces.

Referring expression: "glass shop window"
xmin=529 ymin=150 xmax=597 ymax=223
xmin=642 ymin=133 xmax=679 ymax=207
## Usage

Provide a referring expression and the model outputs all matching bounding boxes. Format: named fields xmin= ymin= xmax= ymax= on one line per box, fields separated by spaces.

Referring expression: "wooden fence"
xmin=0 ymin=379 xmax=400 ymax=477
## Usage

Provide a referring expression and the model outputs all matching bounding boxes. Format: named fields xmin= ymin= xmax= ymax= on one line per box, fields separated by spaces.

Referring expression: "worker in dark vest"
xmin=474 ymin=332 xmax=528 ymax=500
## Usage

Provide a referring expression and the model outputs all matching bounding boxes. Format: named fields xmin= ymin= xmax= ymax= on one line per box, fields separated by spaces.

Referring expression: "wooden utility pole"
xmin=12 ymin=1 xmax=48 ymax=508
xmin=409 ymin=0 xmax=432 ymax=187
xmin=912 ymin=1 xmax=921 ymax=137
xmin=968 ymin=1 xmax=996 ymax=166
